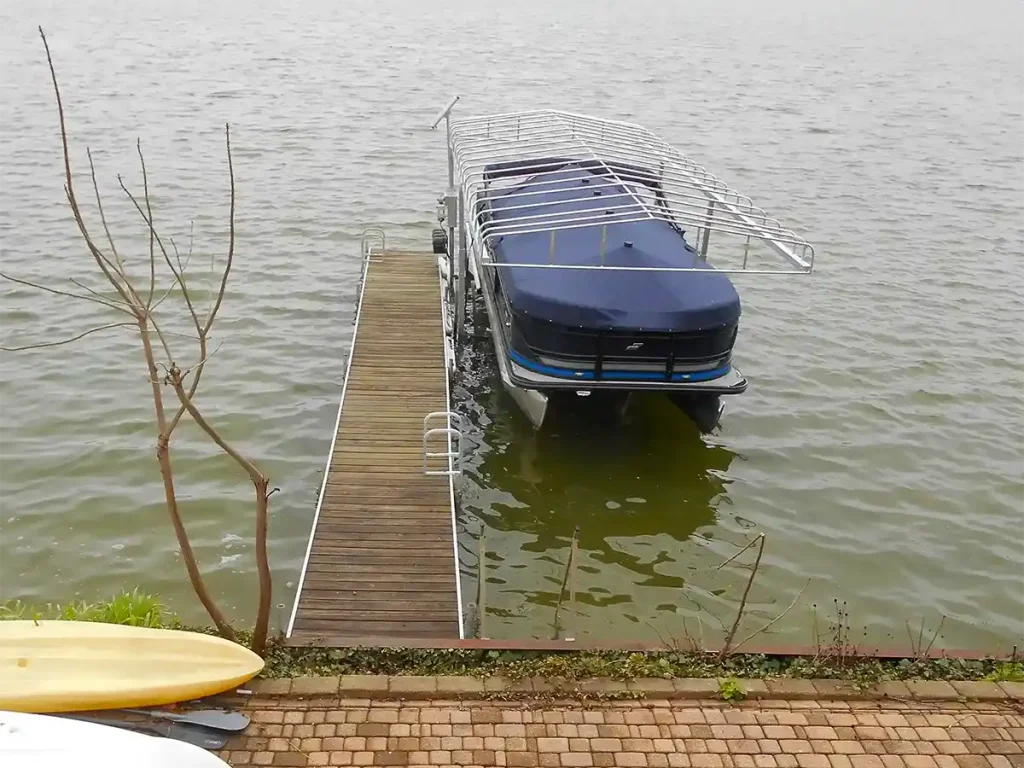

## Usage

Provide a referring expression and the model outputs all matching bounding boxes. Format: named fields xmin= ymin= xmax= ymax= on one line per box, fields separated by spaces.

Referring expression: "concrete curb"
xmin=247 ymin=676 xmax=1024 ymax=703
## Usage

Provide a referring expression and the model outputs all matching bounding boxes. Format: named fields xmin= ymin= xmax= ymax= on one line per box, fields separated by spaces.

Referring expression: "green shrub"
xmin=986 ymin=661 xmax=1024 ymax=683
xmin=0 ymin=588 xmax=173 ymax=628
xmin=718 ymin=677 xmax=745 ymax=702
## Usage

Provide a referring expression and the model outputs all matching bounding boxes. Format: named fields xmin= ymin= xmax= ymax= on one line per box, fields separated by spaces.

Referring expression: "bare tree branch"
xmin=39 ymin=27 xmax=137 ymax=310
xmin=149 ymin=225 xmax=196 ymax=314
xmin=68 ymin=277 xmax=132 ymax=310
xmin=0 ymin=321 xmax=133 ymax=352
xmin=149 ymin=224 xmax=194 ymax=313
xmin=164 ymin=129 xmax=234 ymax=436
xmin=133 ymin=317 xmax=237 ymax=641
xmin=168 ymin=365 xmax=272 ymax=653
xmin=170 ymin=232 xmax=196 ymax=278
xmin=907 ymin=615 xmax=947 ymax=659
xmin=135 ymin=139 xmax=157 ymax=309
xmin=923 ymin=615 xmax=946 ymax=657
xmin=169 ymin=365 xmax=265 ymax=484
xmin=905 ymin=620 xmax=918 ymax=656
xmin=119 ymin=175 xmax=202 ymax=333
xmin=180 ymin=339 xmax=225 ymax=378
xmin=645 ymin=620 xmax=683 ymax=652
xmin=716 ymin=533 xmax=764 ymax=571
xmin=719 ymin=533 xmax=766 ymax=660
xmin=205 ymin=226 xmax=217 ymax=314
xmin=168 ymin=237 xmax=194 ymax=306
xmin=551 ymin=526 xmax=580 ymax=641
xmin=203 ymin=124 xmax=235 ymax=335
xmin=731 ymin=578 xmax=811 ymax=654
xmin=150 ymin=328 xmax=202 ymax=342
xmin=165 ymin=369 xmax=200 ymax=436
xmin=1 ymin=271 xmax=132 ymax=315
xmin=145 ymin=313 xmax=175 ymax=362
xmin=86 ymin=148 xmax=129 ymax=286
xmin=164 ymin=324 xmax=206 ymax=438
xmin=148 ymin=281 xmax=176 ymax=312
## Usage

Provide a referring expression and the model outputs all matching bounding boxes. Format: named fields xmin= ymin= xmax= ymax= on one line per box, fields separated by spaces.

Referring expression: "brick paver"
xmin=218 ymin=695 xmax=1023 ymax=767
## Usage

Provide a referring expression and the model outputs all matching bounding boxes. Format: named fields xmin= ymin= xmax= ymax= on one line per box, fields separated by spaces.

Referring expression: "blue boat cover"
xmin=486 ymin=163 xmax=741 ymax=332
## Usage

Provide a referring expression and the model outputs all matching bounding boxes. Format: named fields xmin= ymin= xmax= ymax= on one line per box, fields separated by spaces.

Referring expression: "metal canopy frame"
xmin=448 ymin=109 xmax=815 ymax=275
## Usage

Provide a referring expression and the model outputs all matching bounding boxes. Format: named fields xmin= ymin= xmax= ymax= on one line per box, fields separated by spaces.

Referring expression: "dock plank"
xmin=289 ymin=250 xmax=460 ymax=643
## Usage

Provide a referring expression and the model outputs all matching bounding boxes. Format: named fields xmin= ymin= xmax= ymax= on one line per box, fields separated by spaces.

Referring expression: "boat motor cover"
xmin=485 ymin=164 xmax=741 ymax=332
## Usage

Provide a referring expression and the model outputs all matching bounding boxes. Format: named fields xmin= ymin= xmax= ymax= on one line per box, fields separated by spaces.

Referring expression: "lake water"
xmin=1 ymin=0 xmax=1022 ymax=651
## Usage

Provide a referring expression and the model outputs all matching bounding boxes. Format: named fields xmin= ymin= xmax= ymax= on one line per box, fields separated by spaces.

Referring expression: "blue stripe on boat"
xmin=507 ymin=348 xmax=731 ymax=383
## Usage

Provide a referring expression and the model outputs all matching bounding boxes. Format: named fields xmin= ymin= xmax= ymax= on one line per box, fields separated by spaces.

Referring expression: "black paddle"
xmin=61 ymin=713 xmax=228 ymax=750
xmin=121 ymin=707 xmax=250 ymax=733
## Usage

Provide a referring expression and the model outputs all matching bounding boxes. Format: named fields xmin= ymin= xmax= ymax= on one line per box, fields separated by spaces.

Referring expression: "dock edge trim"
xmin=438 ymin=262 xmax=466 ymax=640
xmin=285 ymin=250 xmax=372 ymax=639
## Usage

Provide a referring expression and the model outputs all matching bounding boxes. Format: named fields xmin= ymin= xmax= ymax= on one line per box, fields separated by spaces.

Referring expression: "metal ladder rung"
xmin=360 ymin=227 xmax=386 ymax=261
xmin=423 ymin=412 xmax=464 ymax=476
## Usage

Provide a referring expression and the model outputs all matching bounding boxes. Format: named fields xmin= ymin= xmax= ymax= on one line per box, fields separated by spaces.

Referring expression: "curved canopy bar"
xmin=448 ymin=109 xmax=815 ymax=275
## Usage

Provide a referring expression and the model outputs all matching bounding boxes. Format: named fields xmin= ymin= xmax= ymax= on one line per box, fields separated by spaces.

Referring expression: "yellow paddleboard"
xmin=0 ymin=621 xmax=265 ymax=713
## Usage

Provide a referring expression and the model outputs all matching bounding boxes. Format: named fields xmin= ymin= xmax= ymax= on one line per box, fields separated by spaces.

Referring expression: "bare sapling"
xmin=551 ymin=526 xmax=580 ymax=641
xmin=906 ymin=614 xmax=947 ymax=660
xmin=0 ymin=27 xmax=273 ymax=654
xmin=716 ymin=533 xmax=810 ymax=660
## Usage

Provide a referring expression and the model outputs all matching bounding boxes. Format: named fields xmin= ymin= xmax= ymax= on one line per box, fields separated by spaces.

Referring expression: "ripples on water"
xmin=0 ymin=0 xmax=1021 ymax=649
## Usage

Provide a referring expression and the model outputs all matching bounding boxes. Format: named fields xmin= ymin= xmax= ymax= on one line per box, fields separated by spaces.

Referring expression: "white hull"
xmin=503 ymin=381 xmax=549 ymax=429
xmin=0 ymin=711 xmax=229 ymax=768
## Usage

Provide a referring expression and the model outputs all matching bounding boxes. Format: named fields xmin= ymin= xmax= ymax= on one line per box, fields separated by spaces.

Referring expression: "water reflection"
xmin=455 ymin=337 xmax=739 ymax=640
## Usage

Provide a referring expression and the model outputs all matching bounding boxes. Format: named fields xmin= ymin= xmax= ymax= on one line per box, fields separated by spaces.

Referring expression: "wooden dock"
xmin=286 ymin=249 xmax=462 ymax=644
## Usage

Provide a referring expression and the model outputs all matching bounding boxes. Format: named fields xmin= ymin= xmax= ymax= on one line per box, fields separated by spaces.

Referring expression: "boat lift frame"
xmin=433 ymin=102 xmax=815 ymax=345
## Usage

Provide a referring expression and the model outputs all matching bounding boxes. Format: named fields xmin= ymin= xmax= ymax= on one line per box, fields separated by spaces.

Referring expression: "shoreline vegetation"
xmin=2 ymin=592 xmax=1021 ymax=691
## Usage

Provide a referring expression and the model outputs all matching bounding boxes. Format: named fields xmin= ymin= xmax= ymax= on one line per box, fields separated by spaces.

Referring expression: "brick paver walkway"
xmin=219 ymin=696 xmax=1023 ymax=767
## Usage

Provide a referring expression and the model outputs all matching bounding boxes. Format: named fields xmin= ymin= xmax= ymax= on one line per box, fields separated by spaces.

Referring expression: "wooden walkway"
xmin=287 ymin=250 xmax=462 ymax=644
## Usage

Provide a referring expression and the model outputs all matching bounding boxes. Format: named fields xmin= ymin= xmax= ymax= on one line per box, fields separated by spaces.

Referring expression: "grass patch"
xmin=0 ymin=589 xmax=175 ymax=628
xmin=986 ymin=661 xmax=1024 ymax=683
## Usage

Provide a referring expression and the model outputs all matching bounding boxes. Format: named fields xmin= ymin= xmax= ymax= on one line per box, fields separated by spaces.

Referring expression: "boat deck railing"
xmin=447 ymin=109 xmax=815 ymax=275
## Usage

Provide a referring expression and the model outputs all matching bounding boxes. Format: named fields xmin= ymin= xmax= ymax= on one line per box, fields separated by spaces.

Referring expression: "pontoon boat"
xmin=431 ymin=102 xmax=814 ymax=433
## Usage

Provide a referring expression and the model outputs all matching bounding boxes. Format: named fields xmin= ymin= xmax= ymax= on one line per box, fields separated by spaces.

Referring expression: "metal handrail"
xmin=423 ymin=411 xmax=464 ymax=476
xmin=424 ymin=410 xmax=464 ymax=430
xmin=360 ymin=227 xmax=386 ymax=258
xmin=447 ymin=109 xmax=815 ymax=275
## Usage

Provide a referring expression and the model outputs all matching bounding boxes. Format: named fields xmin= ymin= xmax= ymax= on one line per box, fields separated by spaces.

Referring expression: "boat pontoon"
xmin=431 ymin=100 xmax=814 ymax=433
